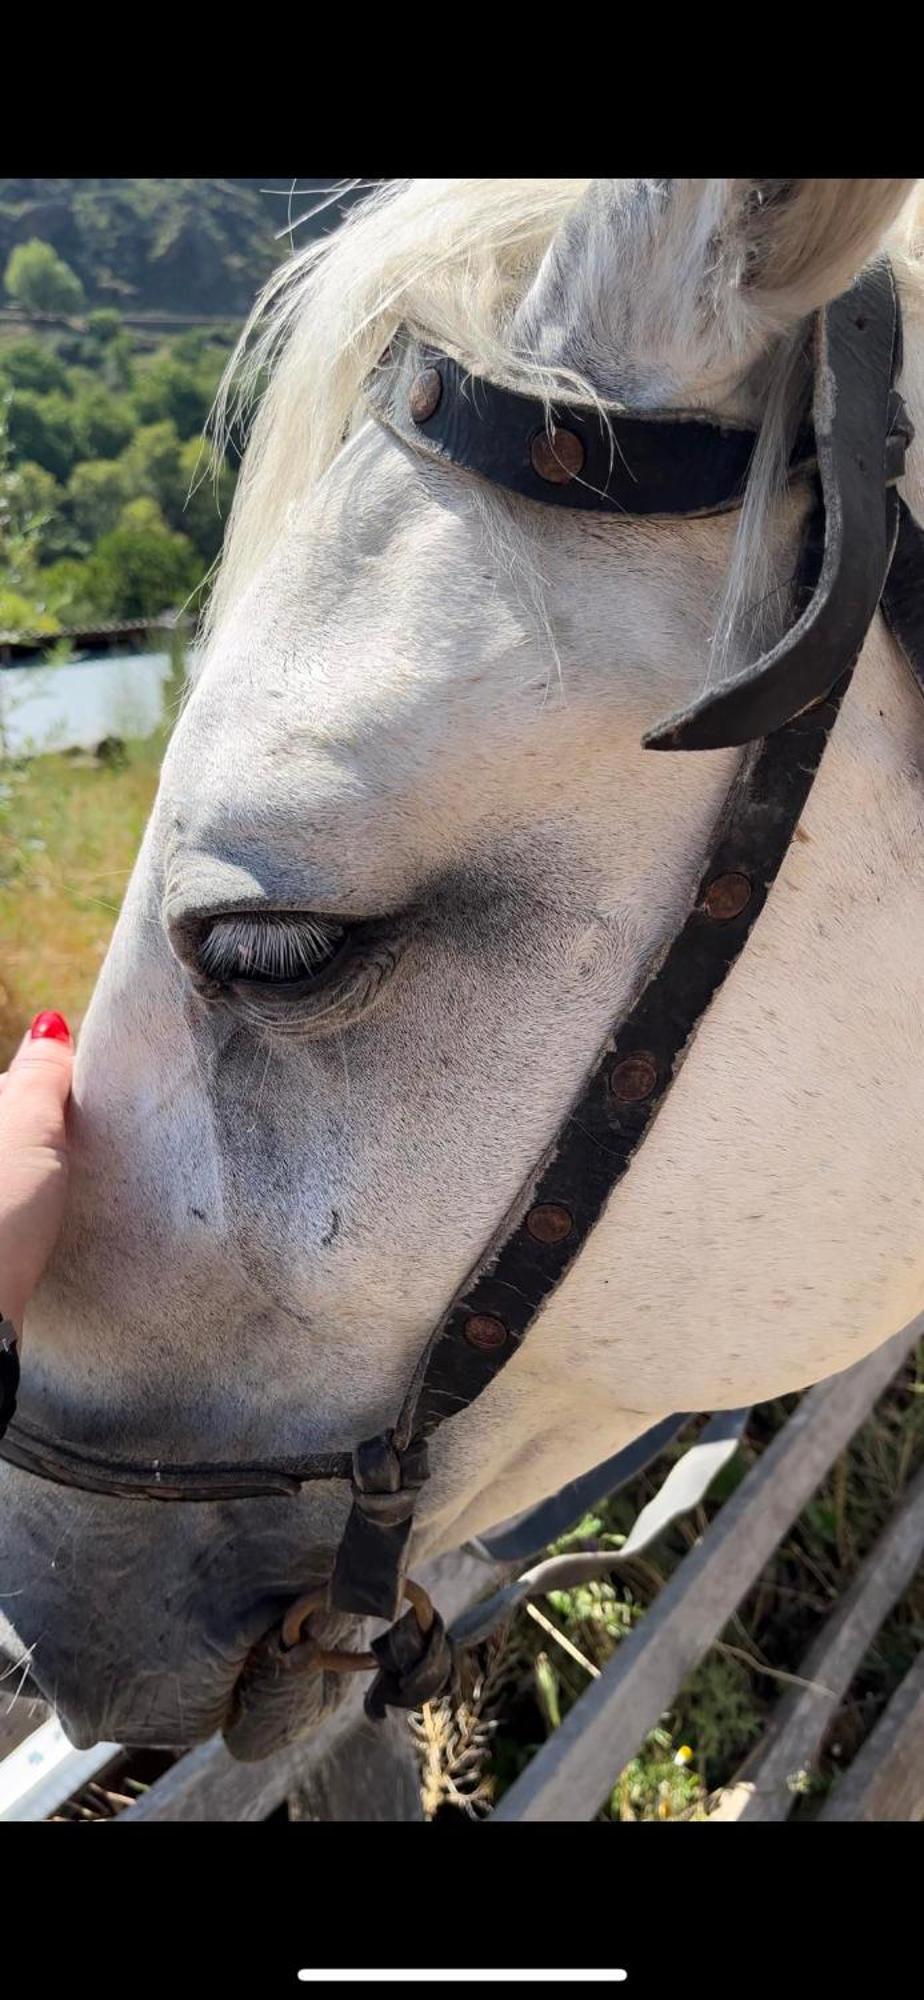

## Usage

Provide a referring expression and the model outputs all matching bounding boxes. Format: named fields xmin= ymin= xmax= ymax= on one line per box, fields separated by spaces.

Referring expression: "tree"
xmin=86 ymin=520 xmax=200 ymax=619
xmin=71 ymin=385 xmax=134 ymax=459
xmin=118 ymin=495 xmax=170 ymax=534
xmin=39 ymin=558 xmax=107 ymax=625
xmin=0 ymin=338 xmax=68 ymax=396
xmin=119 ymin=420 xmax=185 ymax=522
xmin=177 ymin=435 xmax=234 ymax=565
xmin=0 ymin=587 xmax=60 ymax=637
xmin=4 ymin=238 xmax=85 ymax=317
xmin=66 ymin=458 xmax=130 ymax=542
xmin=1 ymin=458 xmax=72 ymax=563
xmin=132 ymin=351 xmax=214 ymax=439
xmin=86 ymin=308 xmax=123 ymax=345
xmin=0 ymin=409 xmax=61 ymax=633
xmin=5 ymin=389 xmax=79 ymax=483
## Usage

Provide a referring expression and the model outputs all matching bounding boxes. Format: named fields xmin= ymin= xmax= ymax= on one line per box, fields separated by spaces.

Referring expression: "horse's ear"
xmin=726 ymin=179 xmax=918 ymax=323
xmin=514 ymin=178 xmax=918 ymax=405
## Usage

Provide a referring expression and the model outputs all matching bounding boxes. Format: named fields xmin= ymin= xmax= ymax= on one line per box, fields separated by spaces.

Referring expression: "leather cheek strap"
xmin=644 ymin=261 xmax=910 ymax=751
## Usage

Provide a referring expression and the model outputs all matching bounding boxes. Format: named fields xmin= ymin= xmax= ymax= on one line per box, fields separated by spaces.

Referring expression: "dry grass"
xmin=413 ymin=1350 xmax=924 ymax=1822
xmin=0 ymin=720 xmax=171 ymax=1068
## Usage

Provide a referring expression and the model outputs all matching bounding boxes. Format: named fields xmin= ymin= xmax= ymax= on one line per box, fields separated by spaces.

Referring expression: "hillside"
xmin=0 ymin=179 xmax=373 ymax=319
xmin=0 ymin=178 xmax=381 ymax=640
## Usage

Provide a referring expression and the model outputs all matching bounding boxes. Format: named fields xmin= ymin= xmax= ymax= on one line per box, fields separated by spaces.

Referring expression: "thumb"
xmin=0 ymin=1012 xmax=74 ymax=1151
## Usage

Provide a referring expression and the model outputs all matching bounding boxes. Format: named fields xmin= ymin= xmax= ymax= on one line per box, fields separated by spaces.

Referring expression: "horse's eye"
xmin=197 ymin=914 xmax=346 ymax=987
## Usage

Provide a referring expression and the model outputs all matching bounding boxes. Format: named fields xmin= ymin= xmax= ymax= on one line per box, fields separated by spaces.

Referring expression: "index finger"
xmin=0 ymin=1016 xmax=74 ymax=1154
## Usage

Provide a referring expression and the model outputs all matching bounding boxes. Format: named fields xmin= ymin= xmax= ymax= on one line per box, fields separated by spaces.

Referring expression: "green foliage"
xmin=608 ymin=1727 xmax=705 ymax=1822
xmin=7 ymin=456 xmax=59 ymax=522
xmin=0 ymin=180 xmax=367 ymax=319
xmin=0 ymin=180 xmax=311 ymax=624
xmin=0 ymin=587 xmax=60 ymax=636
xmin=71 ymin=384 xmax=134 ymax=459
xmin=118 ymin=495 xmax=170 ymax=534
xmin=38 ymin=558 xmax=106 ymax=624
xmin=0 ymin=337 xmax=68 ymax=395
xmin=176 ymin=435 xmax=234 ymax=565
xmin=119 ymin=419 xmax=184 ymax=518
xmin=4 ymin=237 xmax=85 ymax=316
xmin=133 ymin=350 xmax=215 ymax=438
xmin=86 ymin=308 xmax=123 ymax=344
xmin=0 ymin=317 xmax=234 ymax=625
xmin=66 ymin=457 xmax=130 ymax=542
xmin=1 ymin=458 xmax=71 ymax=564
xmin=5 ymin=388 xmax=79 ymax=482
xmin=85 ymin=518 xmax=200 ymax=619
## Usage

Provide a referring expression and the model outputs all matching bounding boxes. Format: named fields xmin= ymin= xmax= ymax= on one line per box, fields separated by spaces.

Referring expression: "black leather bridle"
xmin=3 ymin=258 xmax=923 ymax=1722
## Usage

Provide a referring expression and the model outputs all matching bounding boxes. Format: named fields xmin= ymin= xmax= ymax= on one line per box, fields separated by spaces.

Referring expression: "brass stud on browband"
xmin=530 ymin=426 xmax=585 ymax=485
xmin=464 ymin=1313 xmax=508 ymax=1351
xmin=409 ymin=367 xmax=443 ymax=425
xmin=610 ymin=1052 xmax=659 ymax=1104
xmin=702 ymin=872 xmax=752 ymax=921
xmin=526 ymin=1202 xmax=573 ymax=1245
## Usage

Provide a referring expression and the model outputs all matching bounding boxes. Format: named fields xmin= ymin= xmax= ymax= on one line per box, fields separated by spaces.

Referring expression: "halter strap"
xmin=0 ymin=1416 xmax=351 ymax=1499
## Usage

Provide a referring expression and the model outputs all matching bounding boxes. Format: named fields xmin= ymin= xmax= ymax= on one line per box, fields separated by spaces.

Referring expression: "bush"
xmin=132 ymin=352 xmax=214 ymax=439
xmin=1 ymin=458 xmax=73 ymax=563
xmin=86 ymin=309 xmax=123 ymax=345
xmin=119 ymin=419 xmax=185 ymax=523
xmin=66 ymin=458 xmax=130 ymax=542
xmin=5 ymin=389 xmax=79 ymax=482
xmin=4 ymin=239 xmax=85 ymax=317
xmin=118 ymin=495 xmax=170 ymax=534
xmin=71 ymin=385 xmax=134 ymax=459
xmin=0 ymin=587 xmax=60 ymax=636
xmin=39 ymin=558 xmax=107 ymax=624
xmin=176 ymin=435 xmax=234 ymax=564
xmin=0 ymin=338 xmax=69 ymax=396
xmin=86 ymin=521 xmax=200 ymax=619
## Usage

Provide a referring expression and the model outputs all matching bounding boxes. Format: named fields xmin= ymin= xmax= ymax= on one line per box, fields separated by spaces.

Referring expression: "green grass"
xmin=0 ymin=654 xmax=181 ymax=1065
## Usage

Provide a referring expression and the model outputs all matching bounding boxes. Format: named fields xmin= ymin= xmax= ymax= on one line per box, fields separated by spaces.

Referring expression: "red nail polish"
xmin=30 ymin=1011 xmax=71 ymax=1044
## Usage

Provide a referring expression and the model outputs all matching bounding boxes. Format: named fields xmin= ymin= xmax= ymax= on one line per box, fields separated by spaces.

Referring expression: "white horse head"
xmin=3 ymin=178 xmax=922 ymax=1757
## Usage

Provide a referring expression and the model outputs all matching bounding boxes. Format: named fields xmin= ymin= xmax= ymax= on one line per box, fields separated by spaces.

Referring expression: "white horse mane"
xmin=207 ymin=179 xmax=924 ymax=682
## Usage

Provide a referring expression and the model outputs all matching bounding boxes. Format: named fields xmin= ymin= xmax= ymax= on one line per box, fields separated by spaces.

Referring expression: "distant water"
xmin=0 ymin=651 xmax=175 ymax=758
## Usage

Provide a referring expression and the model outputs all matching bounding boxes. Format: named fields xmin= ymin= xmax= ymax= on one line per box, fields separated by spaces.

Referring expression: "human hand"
xmin=0 ymin=1012 xmax=74 ymax=1337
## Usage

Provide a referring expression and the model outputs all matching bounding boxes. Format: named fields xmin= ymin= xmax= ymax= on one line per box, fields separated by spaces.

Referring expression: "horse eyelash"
xmin=198 ymin=915 xmax=345 ymax=984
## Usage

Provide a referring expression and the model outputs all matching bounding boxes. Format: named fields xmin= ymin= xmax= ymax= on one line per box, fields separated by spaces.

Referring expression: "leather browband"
xmin=366 ymin=263 xmax=911 ymax=751
xmin=366 ymin=325 xmax=817 ymax=520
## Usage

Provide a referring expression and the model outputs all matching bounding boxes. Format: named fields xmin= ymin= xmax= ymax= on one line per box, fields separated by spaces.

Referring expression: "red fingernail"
xmin=30 ymin=1011 xmax=71 ymax=1044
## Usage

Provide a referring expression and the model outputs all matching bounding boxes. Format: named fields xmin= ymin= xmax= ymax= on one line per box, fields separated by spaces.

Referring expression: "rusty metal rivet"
xmin=610 ymin=1052 xmax=658 ymax=1104
xmin=702 ymin=871 xmax=752 ymax=922
xmin=464 ymin=1313 xmax=508 ymax=1352
xmin=409 ymin=367 xmax=442 ymax=424
xmin=530 ymin=426 xmax=585 ymax=485
xmin=526 ymin=1202 xmax=573 ymax=1245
